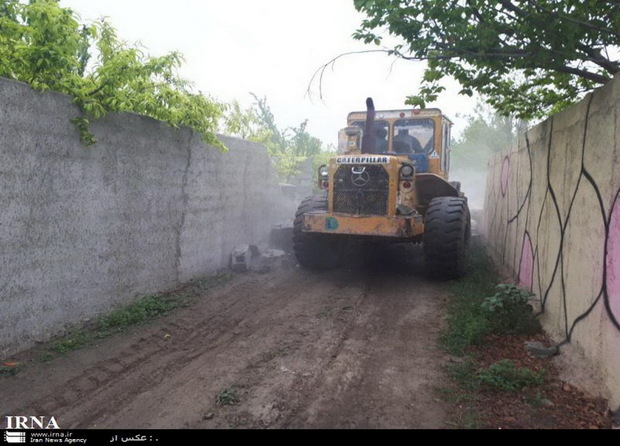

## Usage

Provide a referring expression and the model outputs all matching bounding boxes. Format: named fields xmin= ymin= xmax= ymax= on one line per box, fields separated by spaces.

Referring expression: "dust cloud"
xmin=449 ymin=165 xmax=488 ymax=212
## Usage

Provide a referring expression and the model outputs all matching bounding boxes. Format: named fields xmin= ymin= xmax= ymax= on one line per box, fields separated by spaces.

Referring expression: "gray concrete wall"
xmin=0 ymin=77 xmax=289 ymax=356
xmin=484 ymin=73 xmax=620 ymax=407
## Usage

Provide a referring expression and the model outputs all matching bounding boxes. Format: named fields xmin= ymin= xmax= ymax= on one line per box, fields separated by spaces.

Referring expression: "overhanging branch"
xmin=526 ymin=0 xmax=620 ymax=38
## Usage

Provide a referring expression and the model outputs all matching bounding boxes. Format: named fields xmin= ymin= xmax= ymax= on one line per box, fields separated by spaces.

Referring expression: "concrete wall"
xmin=484 ymin=73 xmax=620 ymax=407
xmin=0 ymin=77 xmax=289 ymax=356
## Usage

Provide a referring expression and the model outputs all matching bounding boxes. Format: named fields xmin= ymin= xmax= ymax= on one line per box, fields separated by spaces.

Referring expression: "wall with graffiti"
xmin=484 ymin=73 xmax=620 ymax=406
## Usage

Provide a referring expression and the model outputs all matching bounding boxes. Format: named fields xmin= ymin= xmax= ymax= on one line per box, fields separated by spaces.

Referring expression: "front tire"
xmin=423 ymin=197 xmax=471 ymax=279
xmin=293 ymin=193 xmax=340 ymax=270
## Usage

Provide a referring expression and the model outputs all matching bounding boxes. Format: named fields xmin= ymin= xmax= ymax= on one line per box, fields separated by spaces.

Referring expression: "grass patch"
xmin=446 ymin=358 xmax=481 ymax=392
xmin=38 ymin=272 xmax=231 ymax=360
xmin=99 ymin=295 xmax=178 ymax=331
xmin=438 ymin=240 xmax=546 ymax=428
xmin=49 ymin=332 xmax=89 ymax=354
xmin=0 ymin=364 xmax=22 ymax=377
xmin=477 ymin=359 xmax=546 ymax=392
xmin=315 ymin=307 xmax=333 ymax=319
xmin=441 ymin=242 xmax=500 ymax=355
xmin=441 ymin=241 xmax=541 ymax=355
xmin=481 ymin=284 xmax=542 ymax=335
xmin=216 ymin=388 xmax=240 ymax=406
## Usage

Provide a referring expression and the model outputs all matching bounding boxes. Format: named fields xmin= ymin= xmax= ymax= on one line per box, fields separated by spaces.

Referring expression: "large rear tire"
xmin=423 ymin=196 xmax=471 ymax=279
xmin=293 ymin=193 xmax=340 ymax=270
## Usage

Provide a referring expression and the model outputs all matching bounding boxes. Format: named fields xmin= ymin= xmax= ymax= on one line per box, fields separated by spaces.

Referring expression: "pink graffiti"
xmin=518 ymin=233 xmax=534 ymax=292
xmin=501 ymin=156 xmax=510 ymax=196
xmin=606 ymin=192 xmax=620 ymax=325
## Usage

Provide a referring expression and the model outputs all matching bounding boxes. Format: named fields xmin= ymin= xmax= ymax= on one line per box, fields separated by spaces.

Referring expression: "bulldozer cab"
xmin=338 ymin=109 xmax=453 ymax=178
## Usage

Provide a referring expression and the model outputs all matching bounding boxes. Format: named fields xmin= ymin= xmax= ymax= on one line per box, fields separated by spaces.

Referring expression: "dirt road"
xmin=0 ymin=248 xmax=452 ymax=429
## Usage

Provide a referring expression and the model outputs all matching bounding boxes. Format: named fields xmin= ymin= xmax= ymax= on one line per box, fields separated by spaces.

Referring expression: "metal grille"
xmin=333 ymin=164 xmax=389 ymax=216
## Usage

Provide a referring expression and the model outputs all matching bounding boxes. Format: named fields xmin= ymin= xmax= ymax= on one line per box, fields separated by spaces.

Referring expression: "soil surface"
xmin=0 ymin=249 xmax=452 ymax=429
xmin=1 ymin=246 xmax=614 ymax=430
xmin=451 ymin=332 xmax=614 ymax=429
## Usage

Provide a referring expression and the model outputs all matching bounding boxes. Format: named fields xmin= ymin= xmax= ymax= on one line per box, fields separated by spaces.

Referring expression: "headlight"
xmin=400 ymin=164 xmax=414 ymax=178
xmin=318 ymin=165 xmax=329 ymax=190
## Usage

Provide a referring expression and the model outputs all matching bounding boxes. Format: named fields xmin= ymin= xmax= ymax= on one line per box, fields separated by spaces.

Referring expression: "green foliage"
xmin=441 ymin=241 xmax=499 ymax=355
xmin=442 ymin=244 xmax=541 ymax=353
xmin=99 ymin=295 xmax=177 ymax=330
xmin=222 ymin=99 xmax=264 ymax=140
xmin=0 ymin=363 xmax=22 ymax=377
xmin=482 ymin=284 xmax=530 ymax=312
xmin=49 ymin=331 xmax=88 ymax=353
xmin=36 ymin=273 xmax=230 ymax=360
xmin=477 ymin=359 xmax=545 ymax=393
xmin=353 ymin=0 xmax=619 ymax=119
xmin=216 ymin=388 xmax=240 ymax=406
xmin=70 ymin=116 xmax=96 ymax=145
xmin=446 ymin=358 xmax=481 ymax=392
xmin=482 ymin=284 xmax=542 ymax=335
xmin=222 ymin=94 xmax=328 ymax=182
xmin=0 ymin=0 xmax=223 ymax=149
xmin=441 ymin=241 xmax=547 ymax=427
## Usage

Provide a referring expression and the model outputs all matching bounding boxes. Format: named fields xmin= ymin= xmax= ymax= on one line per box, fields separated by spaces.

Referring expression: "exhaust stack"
xmin=361 ymin=97 xmax=376 ymax=154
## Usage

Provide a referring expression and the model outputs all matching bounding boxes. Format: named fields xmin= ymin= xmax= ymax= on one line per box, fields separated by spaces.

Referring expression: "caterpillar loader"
xmin=293 ymin=98 xmax=470 ymax=279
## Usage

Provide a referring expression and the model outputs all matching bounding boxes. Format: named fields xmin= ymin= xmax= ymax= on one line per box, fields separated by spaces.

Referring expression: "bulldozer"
xmin=293 ymin=98 xmax=470 ymax=279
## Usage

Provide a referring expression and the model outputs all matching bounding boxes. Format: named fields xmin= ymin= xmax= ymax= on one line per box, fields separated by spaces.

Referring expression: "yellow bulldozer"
xmin=293 ymin=98 xmax=470 ymax=279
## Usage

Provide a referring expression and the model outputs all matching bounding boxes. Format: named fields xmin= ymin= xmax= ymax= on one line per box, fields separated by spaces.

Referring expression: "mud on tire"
xmin=423 ymin=196 xmax=471 ymax=279
xmin=293 ymin=193 xmax=340 ymax=270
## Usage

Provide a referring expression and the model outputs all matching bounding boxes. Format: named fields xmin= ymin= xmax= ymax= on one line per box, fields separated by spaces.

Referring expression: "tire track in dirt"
xmin=1 ymin=251 xmax=451 ymax=429
xmin=1 ymin=276 xmax=283 ymax=427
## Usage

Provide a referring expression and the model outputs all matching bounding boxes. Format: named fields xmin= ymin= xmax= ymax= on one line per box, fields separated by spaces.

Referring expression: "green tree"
xmin=289 ymin=120 xmax=322 ymax=158
xmin=222 ymin=100 xmax=262 ymax=140
xmin=353 ymin=0 xmax=619 ymax=119
xmin=223 ymin=94 xmax=329 ymax=182
xmin=0 ymin=0 xmax=223 ymax=149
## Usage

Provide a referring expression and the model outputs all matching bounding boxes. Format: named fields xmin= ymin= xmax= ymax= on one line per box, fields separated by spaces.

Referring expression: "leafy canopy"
xmin=222 ymin=94 xmax=334 ymax=181
xmin=353 ymin=0 xmax=620 ymax=119
xmin=0 ymin=0 xmax=223 ymax=148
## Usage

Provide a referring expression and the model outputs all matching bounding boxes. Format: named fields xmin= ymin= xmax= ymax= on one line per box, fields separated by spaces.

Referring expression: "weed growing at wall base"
xmin=441 ymin=241 xmax=499 ymax=355
xmin=0 ymin=363 xmax=21 ymax=377
xmin=33 ymin=273 xmax=232 ymax=363
xmin=482 ymin=284 xmax=542 ymax=335
xmin=477 ymin=359 xmax=546 ymax=393
xmin=441 ymin=242 xmax=542 ymax=355
xmin=438 ymin=240 xmax=550 ymax=427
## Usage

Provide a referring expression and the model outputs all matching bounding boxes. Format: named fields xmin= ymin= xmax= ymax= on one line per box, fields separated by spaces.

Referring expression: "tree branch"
xmin=526 ymin=0 xmax=620 ymax=38
xmin=466 ymin=0 xmax=485 ymax=23
xmin=576 ymin=45 xmax=620 ymax=75
xmin=87 ymin=82 xmax=107 ymax=96
xmin=306 ymin=50 xmax=388 ymax=100
xmin=497 ymin=0 xmax=529 ymax=17
xmin=552 ymin=65 xmax=611 ymax=84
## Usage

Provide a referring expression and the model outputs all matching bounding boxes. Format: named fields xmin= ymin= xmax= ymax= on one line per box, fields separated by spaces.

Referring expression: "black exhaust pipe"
xmin=361 ymin=97 xmax=376 ymax=154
